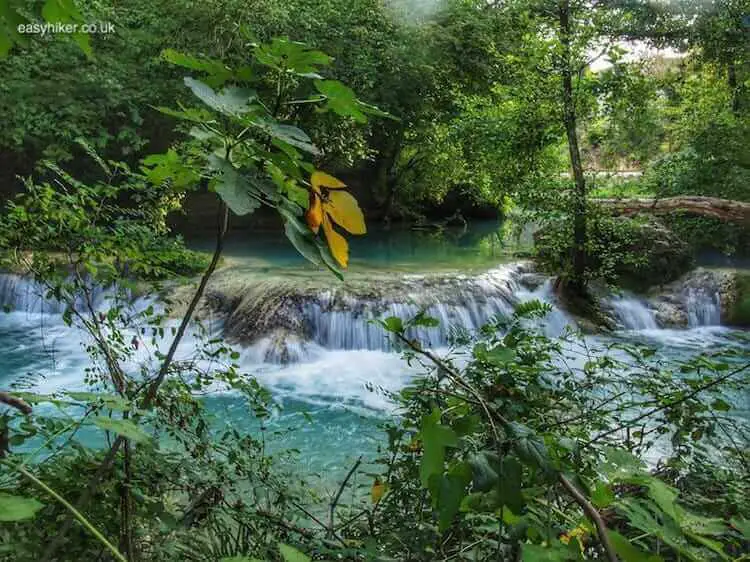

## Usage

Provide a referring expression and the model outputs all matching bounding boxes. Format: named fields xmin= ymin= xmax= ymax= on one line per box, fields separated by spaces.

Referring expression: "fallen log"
xmin=595 ymin=196 xmax=750 ymax=225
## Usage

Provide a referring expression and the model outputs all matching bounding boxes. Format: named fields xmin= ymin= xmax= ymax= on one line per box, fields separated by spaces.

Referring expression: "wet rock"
xmin=647 ymin=268 xmax=735 ymax=328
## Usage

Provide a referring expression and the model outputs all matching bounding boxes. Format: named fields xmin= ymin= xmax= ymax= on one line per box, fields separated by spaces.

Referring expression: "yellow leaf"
xmin=371 ymin=478 xmax=387 ymax=504
xmin=322 ymin=215 xmax=349 ymax=268
xmin=311 ymin=171 xmax=346 ymax=191
xmin=326 ymin=190 xmax=367 ymax=235
xmin=305 ymin=192 xmax=323 ymax=234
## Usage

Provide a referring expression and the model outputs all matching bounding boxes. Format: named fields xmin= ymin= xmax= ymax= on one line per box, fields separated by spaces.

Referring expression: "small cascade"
xmin=608 ymin=295 xmax=658 ymax=330
xmin=684 ymin=287 xmax=722 ymax=327
xmin=0 ymin=273 xmax=135 ymax=316
xmin=215 ymin=264 xmax=576 ymax=359
xmin=0 ymin=274 xmax=67 ymax=314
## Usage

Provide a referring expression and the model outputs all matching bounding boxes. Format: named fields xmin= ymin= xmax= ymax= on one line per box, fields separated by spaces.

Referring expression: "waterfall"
xmin=0 ymin=274 xmax=132 ymax=316
xmin=684 ymin=287 xmax=721 ymax=327
xmin=0 ymin=274 xmax=67 ymax=314
xmin=218 ymin=264 xmax=576 ymax=359
xmin=608 ymin=295 xmax=658 ymax=330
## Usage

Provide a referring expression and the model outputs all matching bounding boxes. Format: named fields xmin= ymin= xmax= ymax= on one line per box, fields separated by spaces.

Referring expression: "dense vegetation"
xmin=0 ymin=1 xmax=748 ymax=561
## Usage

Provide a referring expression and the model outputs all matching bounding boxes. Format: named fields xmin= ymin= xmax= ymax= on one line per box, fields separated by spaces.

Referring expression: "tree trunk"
xmin=375 ymin=126 xmax=405 ymax=226
xmin=559 ymin=1 xmax=588 ymax=294
xmin=728 ymin=60 xmax=741 ymax=114
xmin=596 ymin=196 xmax=750 ymax=224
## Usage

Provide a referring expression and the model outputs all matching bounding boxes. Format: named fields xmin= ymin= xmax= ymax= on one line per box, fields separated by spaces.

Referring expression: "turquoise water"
xmin=184 ymin=220 xmax=532 ymax=272
xmin=0 ymin=224 xmax=748 ymax=481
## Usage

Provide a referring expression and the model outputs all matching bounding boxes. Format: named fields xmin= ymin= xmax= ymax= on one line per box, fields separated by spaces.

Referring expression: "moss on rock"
xmin=727 ymin=272 xmax=750 ymax=327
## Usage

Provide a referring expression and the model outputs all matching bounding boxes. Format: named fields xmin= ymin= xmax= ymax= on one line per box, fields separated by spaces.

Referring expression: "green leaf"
xmin=219 ymin=558 xmax=264 ymax=562
xmin=161 ymin=50 xmax=231 ymax=87
xmin=382 ymin=316 xmax=404 ymax=334
xmin=314 ymin=80 xmax=367 ymax=123
xmin=278 ymin=543 xmax=310 ymax=562
xmin=411 ymin=311 xmax=440 ymax=328
xmin=66 ymin=392 xmax=132 ymax=411
xmin=184 ymin=78 xmax=256 ymax=116
xmin=283 ymin=219 xmax=321 ymax=267
xmin=730 ymin=517 xmax=750 ymax=539
xmin=435 ymin=462 xmax=471 ymax=531
xmin=608 ymin=530 xmax=663 ymax=562
xmin=468 ymin=451 xmax=499 ymax=492
xmin=208 ymin=155 xmax=260 ymax=216
xmin=591 ymin=481 xmax=615 ymax=509
xmin=256 ymin=121 xmax=319 ymax=155
xmin=508 ymin=422 xmax=552 ymax=474
xmin=0 ymin=494 xmax=44 ymax=521
xmin=93 ymin=417 xmax=150 ymax=443
xmin=710 ymin=398 xmax=731 ymax=412
xmin=498 ymin=456 xmax=525 ymax=514
xmin=419 ymin=408 xmax=457 ymax=488
xmin=254 ymin=39 xmax=332 ymax=76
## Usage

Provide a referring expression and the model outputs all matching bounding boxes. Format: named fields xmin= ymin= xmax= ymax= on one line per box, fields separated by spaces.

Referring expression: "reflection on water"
xmin=185 ymin=219 xmax=534 ymax=272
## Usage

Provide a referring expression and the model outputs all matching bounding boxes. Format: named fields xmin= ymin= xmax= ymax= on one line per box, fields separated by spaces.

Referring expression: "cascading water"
xmin=0 ymin=262 xmax=743 ymax=475
xmin=220 ymin=264 xmax=574 ymax=361
xmin=684 ymin=287 xmax=722 ymax=327
xmin=0 ymin=273 xmax=120 ymax=315
xmin=607 ymin=294 xmax=659 ymax=330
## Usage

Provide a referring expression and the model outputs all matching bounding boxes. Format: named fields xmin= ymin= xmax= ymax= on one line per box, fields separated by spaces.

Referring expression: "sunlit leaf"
xmin=327 ymin=191 xmax=366 ymax=234
xmin=0 ymin=494 xmax=44 ymax=521
xmin=371 ymin=478 xmax=387 ymax=503
xmin=93 ymin=417 xmax=150 ymax=443
xmin=184 ymin=78 xmax=255 ymax=116
xmin=278 ymin=543 xmax=310 ymax=562
xmin=322 ymin=215 xmax=349 ymax=268
xmin=311 ymin=171 xmax=347 ymax=191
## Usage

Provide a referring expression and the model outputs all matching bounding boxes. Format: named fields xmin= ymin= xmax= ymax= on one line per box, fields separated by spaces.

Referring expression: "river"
xmin=0 ymin=223 xmax=747 ymax=483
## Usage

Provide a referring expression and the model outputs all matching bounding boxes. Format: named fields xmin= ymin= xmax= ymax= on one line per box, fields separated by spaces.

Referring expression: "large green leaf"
xmin=0 ymin=494 xmax=44 ymax=521
xmin=498 ymin=455 xmax=525 ymax=514
xmin=254 ymin=38 xmax=331 ymax=76
xmin=608 ymin=530 xmax=663 ymax=562
xmin=508 ymin=422 xmax=552 ymax=474
xmin=184 ymin=78 xmax=255 ymax=116
xmin=314 ymin=80 xmax=367 ymax=123
xmin=41 ymin=0 xmax=91 ymax=57
xmin=93 ymin=417 xmax=150 ymax=443
xmin=435 ymin=462 xmax=471 ymax=531
xmin=279 ymin=205 xmax=344 ymax=280
xmin=255 ymin=121 xmax=319 ymax=155
xmin=162 ymin=50 xmax=231 ymax=87
xmin=419 ymin=408 xmax=458 ymax=487
xmin=468 ymin=451 xmax=499 ymax=492
xmin=278 ymin=543 xmax=310 ymax=562
xmin=208 ymin=155 xmax=260 ymax=216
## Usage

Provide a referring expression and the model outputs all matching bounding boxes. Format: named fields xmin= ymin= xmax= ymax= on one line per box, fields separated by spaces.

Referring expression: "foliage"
xmin=0 ymin=37 xmax=380 ymax=562
xmin=727 ymin=272 xmax=750 ymax=327
xmin=535 ymin=208 xmax=693 ymax=290
xmin=358 ymin=304 xmax=750 ymax=561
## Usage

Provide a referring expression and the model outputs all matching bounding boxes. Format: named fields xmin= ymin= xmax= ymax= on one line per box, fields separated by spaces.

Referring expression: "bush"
xmin=644 ymin=147 xmax=750 ymax=202
xmin=661 ymin=214 xmax=750 ymax=258
xmin=535 ymin=210 xmax=693 ymax=290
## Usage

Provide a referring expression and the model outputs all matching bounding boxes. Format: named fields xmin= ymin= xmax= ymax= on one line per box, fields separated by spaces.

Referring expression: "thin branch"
xmin=585 ymin=362 xmax=750 ymax=447
xmin=392 ymin=331 xmax=619 ymax=562
xmin=0 ymin=392 xmax=32 ymax=415
xmin=3 ymin=461 xmax=127 ymax=562
xmin=329 ymin=456 xmax=362 ymax=537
